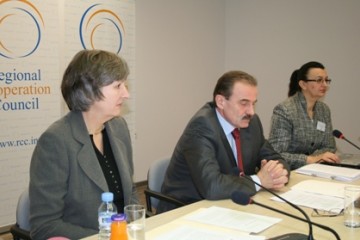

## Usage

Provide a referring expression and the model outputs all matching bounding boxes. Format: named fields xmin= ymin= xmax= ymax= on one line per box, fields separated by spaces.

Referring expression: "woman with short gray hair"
xmin=29 ymin=49 xmax=138 ymax=239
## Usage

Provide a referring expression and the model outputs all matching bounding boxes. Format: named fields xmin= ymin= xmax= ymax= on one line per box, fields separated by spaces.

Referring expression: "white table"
xmin=83 ymin=172 xmax=360 ymax=239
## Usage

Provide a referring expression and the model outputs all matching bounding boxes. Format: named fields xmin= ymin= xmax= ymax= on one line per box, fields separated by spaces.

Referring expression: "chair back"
xmin=16 ymin=188 xmax=31 ymax=231
xmin=10 ymin=188 xmax=32 ymax=240
xmin=147 ymin=157 xmax=170 ymax=209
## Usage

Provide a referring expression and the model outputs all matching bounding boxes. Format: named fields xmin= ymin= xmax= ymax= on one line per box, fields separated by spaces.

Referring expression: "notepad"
xmin=295 ymin=163 xmax=360 ymax=182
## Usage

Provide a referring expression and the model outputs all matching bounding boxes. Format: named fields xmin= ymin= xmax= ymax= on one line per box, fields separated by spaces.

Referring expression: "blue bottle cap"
xmin=111 ymin=213 xmax=126 ymax=222
xmin=101 ymin=192 xmax=114 ymax=202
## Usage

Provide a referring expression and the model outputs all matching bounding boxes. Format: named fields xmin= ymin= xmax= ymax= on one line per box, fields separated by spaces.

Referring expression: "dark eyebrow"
xmin=240 ymin=99 xmax=257 ymax=104
xmin=308 ymin=75 xmax=328 ymax=79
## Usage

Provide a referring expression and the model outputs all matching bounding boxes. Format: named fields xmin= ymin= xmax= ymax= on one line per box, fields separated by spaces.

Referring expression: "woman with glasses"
xmin=268 ymin=61 xmax=340 ymax=170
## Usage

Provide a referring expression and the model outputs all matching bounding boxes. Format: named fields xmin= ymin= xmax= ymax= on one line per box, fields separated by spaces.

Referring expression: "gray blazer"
xmin=29 ymin=111 xmax=138 ymax=239
xmin=158 ymin=102 xmax=289 ymax=213
xmin=269 ymin=92 xmax=336 ymax=170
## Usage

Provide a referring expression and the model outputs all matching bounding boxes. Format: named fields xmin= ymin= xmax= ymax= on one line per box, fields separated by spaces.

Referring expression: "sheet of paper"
xmin=270 ymin=179 xmax=359 ymax=213
xmin=150 ymin=225 xmax=265 ymax=240
xmin=184 ymin=206 xmax=282 ymax=234
xmin=271 ymin=189 xmax=344 ymax=213
xmin=291 ymin=179 xmax=352 ymax=198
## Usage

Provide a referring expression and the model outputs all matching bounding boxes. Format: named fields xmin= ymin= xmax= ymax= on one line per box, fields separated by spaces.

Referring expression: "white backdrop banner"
xmin=0 ymin=0 xmax=135 ymax=228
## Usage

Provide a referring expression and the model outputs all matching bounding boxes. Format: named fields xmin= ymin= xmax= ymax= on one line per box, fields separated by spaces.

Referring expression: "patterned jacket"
xmin=269 ymin=92 xmax=336 ymax=170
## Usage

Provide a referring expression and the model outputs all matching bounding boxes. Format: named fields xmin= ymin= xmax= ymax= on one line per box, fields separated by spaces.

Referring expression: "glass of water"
xmin=344 ymin=186 xmax=360 ymax=228
xmin=124 ymin=204 xmax=146 ymax=240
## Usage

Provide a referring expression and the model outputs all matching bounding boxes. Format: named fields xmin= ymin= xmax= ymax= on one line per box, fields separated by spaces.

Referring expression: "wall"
xmin=134 ymin=0 xmax=225 ymax=181
xmin=224 ymin=0 xmax=360 ymax=155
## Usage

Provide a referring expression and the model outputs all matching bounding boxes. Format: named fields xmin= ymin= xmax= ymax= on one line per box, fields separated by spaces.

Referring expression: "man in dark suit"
xmin=158 ymin=70 xmax=290 ymax=213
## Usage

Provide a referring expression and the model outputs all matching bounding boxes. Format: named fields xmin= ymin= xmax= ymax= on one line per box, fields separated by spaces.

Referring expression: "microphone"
xmin=333 ymin=129 xmax=360 ymax=150
xmin=232 ymin=176 xmax=340 ymax=240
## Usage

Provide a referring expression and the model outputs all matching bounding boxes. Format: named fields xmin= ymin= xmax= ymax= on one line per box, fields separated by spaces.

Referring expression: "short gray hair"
xmin=61 ymin=49 xmax=129 ymax=111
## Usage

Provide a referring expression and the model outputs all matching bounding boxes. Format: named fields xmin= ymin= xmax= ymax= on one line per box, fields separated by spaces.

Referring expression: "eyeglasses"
xmin=311 ymin=208 xmax=343 ymax=217
xmin=304 ymin=78 xmax=332 ymax=85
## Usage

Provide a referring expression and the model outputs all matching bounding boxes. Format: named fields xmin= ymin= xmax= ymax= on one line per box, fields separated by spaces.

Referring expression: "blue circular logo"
xmin=0 ymin=0 xmax=44 ymax=59
xmin=79 ymin=4 xmax=125 ymax=54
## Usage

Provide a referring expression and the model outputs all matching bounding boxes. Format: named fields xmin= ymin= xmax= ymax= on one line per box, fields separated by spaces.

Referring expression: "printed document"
xmin=184 ymin=206 xmax=281 ymax=234
xmin=271 ymin=179 xmax=357 ymax=213
xmin=146 ymin=207 xmax=276 ymax=240
xmin=295 ymin=163 xmax=360 ymax=182
xmin=149 ymin=225 xmax=266 ymax=240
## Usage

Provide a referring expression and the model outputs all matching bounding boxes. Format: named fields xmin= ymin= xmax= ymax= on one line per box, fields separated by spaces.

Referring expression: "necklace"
xmin=89 ymin=125 xmax=105 ymax=135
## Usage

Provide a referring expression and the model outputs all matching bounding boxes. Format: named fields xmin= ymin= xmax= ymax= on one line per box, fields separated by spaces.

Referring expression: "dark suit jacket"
xmin=158 ymin=102 xmax=289 ymax=213
xmin=29 ymin=111 xmax=138 ymax=239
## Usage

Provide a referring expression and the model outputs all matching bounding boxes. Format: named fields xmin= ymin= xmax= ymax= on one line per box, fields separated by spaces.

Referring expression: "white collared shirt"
xmin=215 ymin=109 xmax=261 ymax=191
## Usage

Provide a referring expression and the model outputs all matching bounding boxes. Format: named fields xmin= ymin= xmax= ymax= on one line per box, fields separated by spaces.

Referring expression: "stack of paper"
xmin=295 ymin=163 xmax=360 ymax=182
xmin=146 ymin=206 xmax=281 ymax=240
xmin=271 ymin=179 xmax=357 ymax=213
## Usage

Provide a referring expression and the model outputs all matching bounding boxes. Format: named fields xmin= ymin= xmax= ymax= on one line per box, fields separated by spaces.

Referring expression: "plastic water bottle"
xmin=98 ymin=192 xmax=117 ymax=240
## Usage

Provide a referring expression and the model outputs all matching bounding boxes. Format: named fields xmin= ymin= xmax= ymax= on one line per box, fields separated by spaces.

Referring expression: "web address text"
xmin=0 ymin=137 xmax=38 ymax=148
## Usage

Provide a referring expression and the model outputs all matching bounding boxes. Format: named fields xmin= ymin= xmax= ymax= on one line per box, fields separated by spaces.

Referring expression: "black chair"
xmin=10 ymin=188 xmax=32 ymax=240
xmin=144 ymin=158 xmax=185 ymax=217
